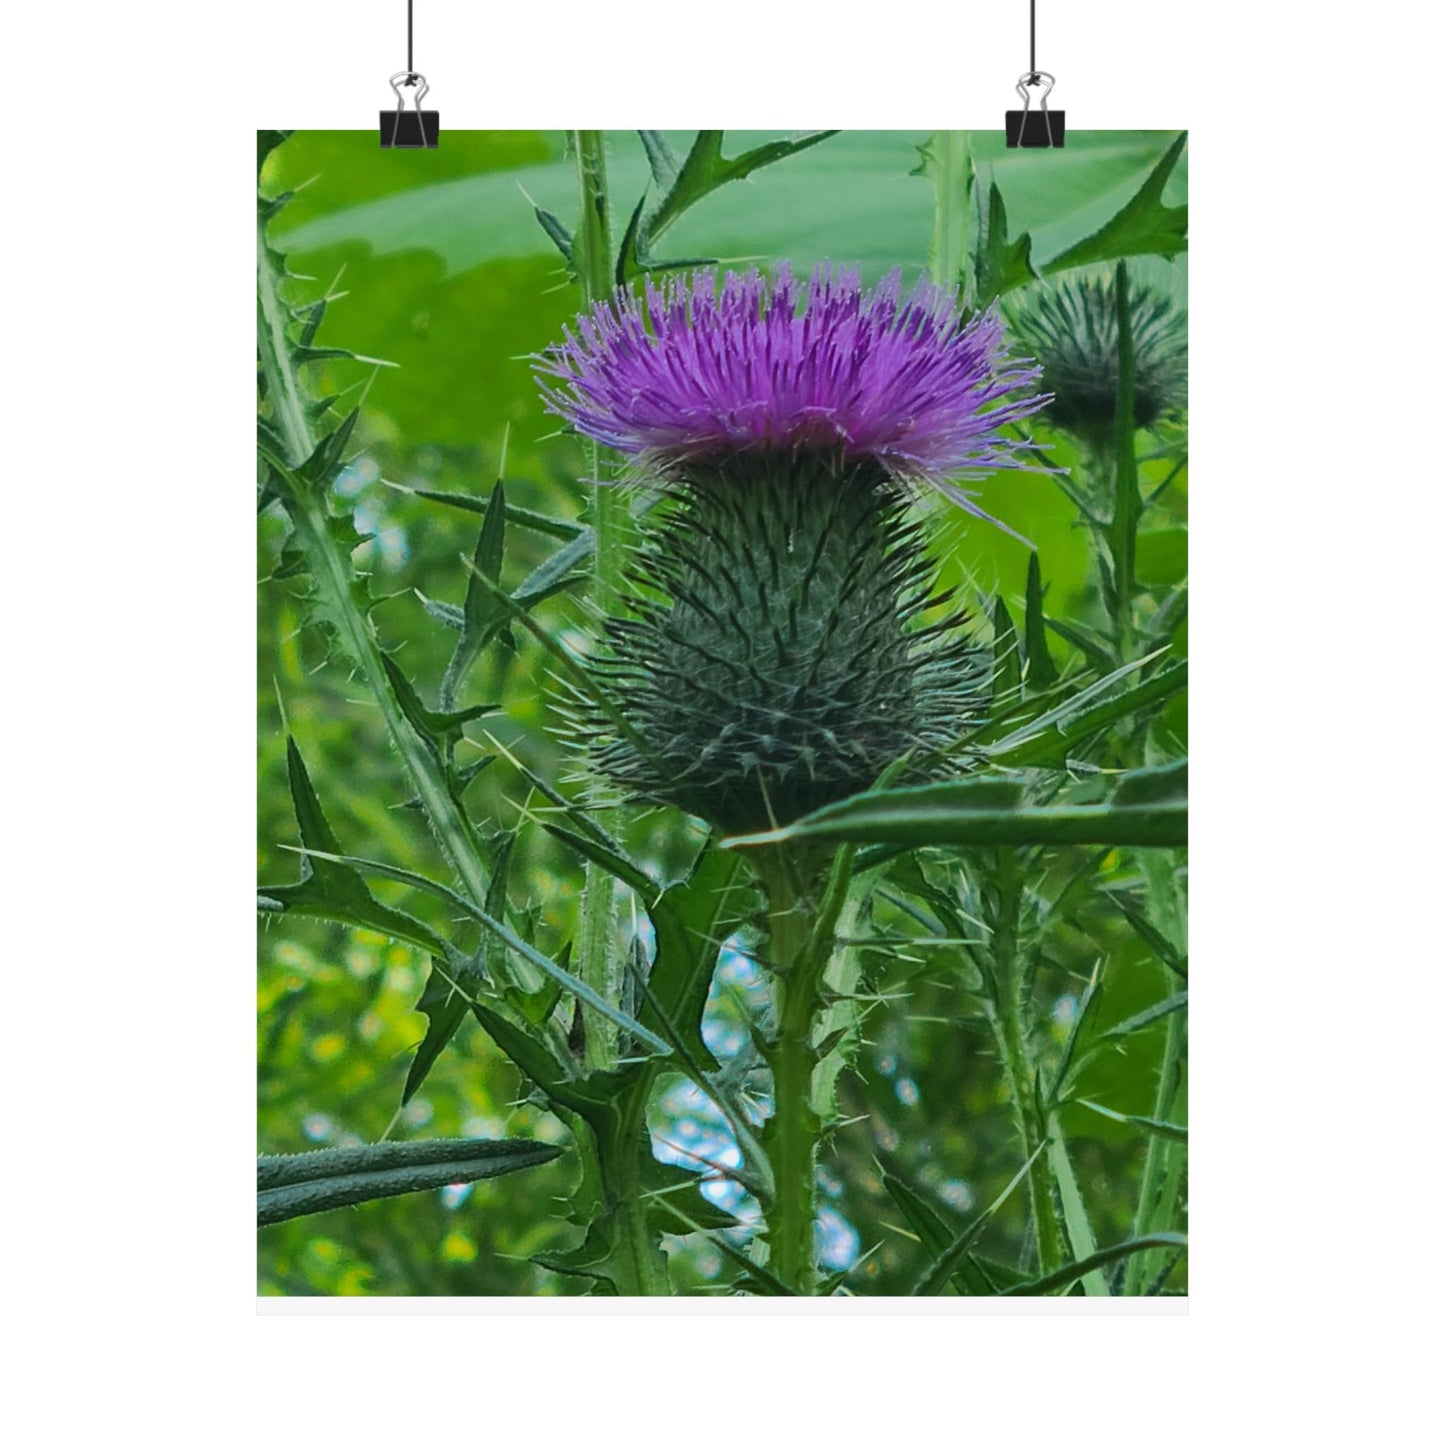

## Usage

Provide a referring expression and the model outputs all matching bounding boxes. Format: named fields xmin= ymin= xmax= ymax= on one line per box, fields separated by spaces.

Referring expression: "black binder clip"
xmin=1006 ymin=71 xmax=1065 ymax=148
xmin=380 ymin=71 xmax=438 ymax=148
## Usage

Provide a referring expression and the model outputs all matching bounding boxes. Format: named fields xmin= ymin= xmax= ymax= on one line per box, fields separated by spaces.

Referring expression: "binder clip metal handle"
xmin=381 ymin=70 xmax=439 ymax=148
xmin=1016 ymin=70 xmax=1054 ymax=116
xmin=391 ymin=70 xmax=431 ymax=111
xmin=1006 ymin=70 xmax=1066 ymax=148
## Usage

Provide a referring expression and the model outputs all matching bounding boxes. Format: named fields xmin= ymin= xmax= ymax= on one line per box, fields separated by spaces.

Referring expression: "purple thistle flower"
xmin=535 ymin=264 xmax=1047 ymax=521
xmin=534 ymin=262 xmax=1044 ymax=834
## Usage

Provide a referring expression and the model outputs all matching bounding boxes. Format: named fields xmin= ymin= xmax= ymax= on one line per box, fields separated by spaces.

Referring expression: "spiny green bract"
xmin=586 ymin=454 xmax=988 ymax=835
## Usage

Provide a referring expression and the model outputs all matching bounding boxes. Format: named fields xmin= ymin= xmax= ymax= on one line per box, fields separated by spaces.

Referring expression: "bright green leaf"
xmin=1043 ymin=133 xmax=1188 ymax=275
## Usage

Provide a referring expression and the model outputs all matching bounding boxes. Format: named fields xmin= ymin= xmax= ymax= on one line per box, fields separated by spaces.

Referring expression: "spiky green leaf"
xmin=1043 ymin=133 xmax=1188 ymax=274
xmin=438 ymin=480 xmax=508 ymax=709
xmin=258 ymin=737 xmax=447 ymax=957
xmin=974 ymin=179 xmax=1036 ymax=305
xmin=533 ymin=205 xmax=574 ymax=267
xmin=621 ymin=130 xmax=838 ymax=277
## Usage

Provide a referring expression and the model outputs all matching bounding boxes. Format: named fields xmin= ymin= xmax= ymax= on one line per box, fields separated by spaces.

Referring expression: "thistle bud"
xmin=1008 ymin=269 xmax=1187 ymax=453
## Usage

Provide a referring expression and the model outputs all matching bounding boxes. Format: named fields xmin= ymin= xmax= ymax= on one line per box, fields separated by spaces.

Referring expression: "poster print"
xmin=258 ymin=130 xmax=1188 ymax=1298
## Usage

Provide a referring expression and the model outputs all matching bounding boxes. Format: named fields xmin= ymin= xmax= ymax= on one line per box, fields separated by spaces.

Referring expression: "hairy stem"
xmin=1123 ymin=849 xmax=1188 ymax=1294
xmin=566 ymin=133 xmax=662 ymax=1294
xmin=1120 ymin=995 xmax=1185 ymax=1293
xmin=925 ymin=130 xmax=972 ymax=294
xmin=813 ymin=888 xmax=864 ymax=1127
xmin=572 ymin=132 xmax=614 ymax=314
xmin=571 ymin=131 xmax=628 ymax=599
xmin=569 ymin=129 xmax=630 ymax=1071
xmin=571 ymin=132 xmax=629 ymax=611
xmin=981 ymin=850 xmax=1067 ymax=1279
xmin=609 ymin=1089 xmax=671 ymax=1296
xmin=758 ymin=853 xmax=828 ymax=1294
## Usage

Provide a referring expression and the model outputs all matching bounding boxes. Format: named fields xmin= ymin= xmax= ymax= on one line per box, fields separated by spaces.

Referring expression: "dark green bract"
xmin=589 ymin=454 xmax=987 ymax=835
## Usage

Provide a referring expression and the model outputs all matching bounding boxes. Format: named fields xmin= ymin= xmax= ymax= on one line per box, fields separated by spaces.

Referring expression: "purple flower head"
xmin=535 ymin=265 xmax=1048 ymax=518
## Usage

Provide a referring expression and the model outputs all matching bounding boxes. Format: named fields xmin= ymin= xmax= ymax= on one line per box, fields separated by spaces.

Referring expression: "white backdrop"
xmin=250 ymin=1 xmax=1189 ymax=129
xmin=4 ymin=0 xmax=1439 ymax=1440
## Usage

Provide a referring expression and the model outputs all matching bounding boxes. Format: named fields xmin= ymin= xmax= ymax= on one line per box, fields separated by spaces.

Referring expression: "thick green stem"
xmin=609 ymin=1090 xmax=671 ymax=1296
xmin=925 ymin=130 xmax=972 ymax=293
xmin=813 ymin=889 xmax=863 ymax=1125
xmin=575 ymin=867 xmax=618 ymax=1072
xmin=257 ymin=223 xmax=312 ymax=465
xmin=982 ymin=851 xmax=1067 ymax=1278
xmin=1122 ymin=849 xmax=1188 ymax=1294
xmin=572 ymin=132 xmax=613 ymax=309
xmin=758 ymin=855 xmax=827 ymax=1295
xmin=569 ymin=129 xmax=630 ymax=1072
xmin=571 ymin=131 xmax=629 ymax=614
xmin=1107 ymin=261 xmax=1139 ymax=661
xmin=257 ymin=217 xmax=493 ymax=915
xmin=566 ymin=134 xmax=661 ymax=1294
xmin=1119 ymin=994 xmax=1185 ymax=1294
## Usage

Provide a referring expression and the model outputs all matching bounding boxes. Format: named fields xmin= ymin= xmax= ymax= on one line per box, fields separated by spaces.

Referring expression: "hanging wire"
xmin=381 ymin=0 xmax=437 ymax=146
xmin=1007 ymin=0 xmax=1062 ymax=147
